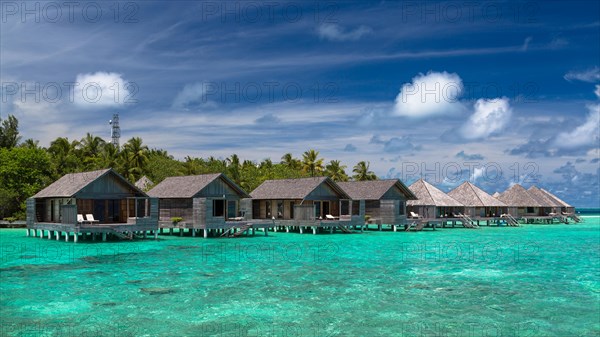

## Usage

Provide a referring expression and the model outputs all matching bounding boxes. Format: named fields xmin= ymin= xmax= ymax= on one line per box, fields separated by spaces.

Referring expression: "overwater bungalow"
xmin=249 ymin=177 xmax=363 ymax=233
xmin=496 ymin=184 xmax=542 ymax=218
xmin=406 ymin=179 xmax=464 ymax=219
xmin=337 ymin=179 xmax=417 ymax=229
xmin=448 ymin=181 xmax=507 ymax=218
xmin=26 ymin=168 xmax=158 ymax=242
xmin=527 ymin=186 xmax=563 ymax=216
xmin=539 ymin=188 xmax=576 ymax=214
xmin=250 ymin=177 xmax=351 ymax=220
xmin=147 ymin=173 xmax=252 ymax=236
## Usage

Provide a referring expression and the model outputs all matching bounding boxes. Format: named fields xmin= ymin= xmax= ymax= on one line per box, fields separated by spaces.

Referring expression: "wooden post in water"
xmin=55 ymin=231 xmax=60 ymax=240
xmin=102 ymin=233 xmax=107 ymax=242
xmin=312 ymin=227 xmax=317 ymax=235
xmin=204 ymin=229 xmax=208 ymax=238
xmin=64 ymin=232 xmax=68 ymax=242
xmin=74 ymin=233 xmax=78 ymax=243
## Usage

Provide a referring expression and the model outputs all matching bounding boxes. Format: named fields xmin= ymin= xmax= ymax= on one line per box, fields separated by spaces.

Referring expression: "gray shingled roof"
xmin=250 ymin=177 xmax=350 ymax=200
xmin=406 ymin=179 xmax=463 ymax=207
xmin=540 ymin=188 xmax=572 ymax=208
xmin=496 ymin=184 xmax=542 ymax=207
xmin=527 ymin=186 xmax=563 ymax=207
xmin=135 ymin=176 xmax=154 ymax=191
xmin=147 ymin=173 xmax=249 ymax=198
xmin=448 ymin=181 xmax=506 ymax=207
xmin=33 ymin=168 xmax=144 ymax=198
xmin=337 ymin=179 xmax=417 ymax=200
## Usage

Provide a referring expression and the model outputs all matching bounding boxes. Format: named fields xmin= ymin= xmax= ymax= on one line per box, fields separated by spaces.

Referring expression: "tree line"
xmin=0 ymin=115 xmax=377 ymax=219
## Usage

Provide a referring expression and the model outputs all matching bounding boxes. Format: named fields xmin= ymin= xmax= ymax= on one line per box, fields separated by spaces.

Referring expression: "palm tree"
xmin=301 ymin=149 xmax=324 ymax=177
xmin=122 ymin=137 xmax=148 ymax=181
xmin=48 ymin=137 xmax=79 ymax=176
xmin=352 ymin=161 xmax=377 ymax=181
xmin=227 ymin=154 xmax=241 ymax=183
xmin=79 ymin=133 xmax=106 ymax=169
xmin=79 ymin=133 xmax=106 ymax=158
xmin=325 ymin=160 xmax=348 ymax=182
xmin=182 ymin=156 xmax=201 ymax=175
xmin=20 ymin=138 xmax=40 ymax=149
xmin=100 ymin=143 xmax=120 ymax=168
xmin=281 ymin=153 xmax=301 ymax=169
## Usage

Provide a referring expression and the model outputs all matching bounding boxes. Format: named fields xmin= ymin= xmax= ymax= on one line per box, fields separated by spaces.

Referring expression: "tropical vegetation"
xmin=0 ymin=115 xmax=378 ymax=219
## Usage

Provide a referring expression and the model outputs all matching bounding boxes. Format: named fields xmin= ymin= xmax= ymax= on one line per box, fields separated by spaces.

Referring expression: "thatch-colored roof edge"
xmin=32 ymin=168 xmax=147 ymax=198
xmin=250 ymin=176 xmax=350 ymax=200
xmin=407 ymin=179 xmax=464 ymax=207
xmin=448 ymin=181 xmax=506 ymax=207
xmin=540 ymin=188 xmax=572 ymax=208
xmin=148 ymin=173 xmax=250 ymax=199
xmin=337 ymin=179 xmax=417 ymax=200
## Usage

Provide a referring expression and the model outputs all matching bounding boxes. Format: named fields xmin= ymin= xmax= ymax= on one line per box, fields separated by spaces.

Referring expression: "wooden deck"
xmin=26 ymin=222 xmax=159 ymax=242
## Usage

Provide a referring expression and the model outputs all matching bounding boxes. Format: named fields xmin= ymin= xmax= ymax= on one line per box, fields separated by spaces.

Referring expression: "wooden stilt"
xmin=74 ymin=233 xmax=78 ymax=243
xmin=102 ymin=233 xmax=107 ymax=242
xmin=64 ymin=232 xmax=68 ymax=242
xmin=55 ymin=231 xmax=60 ymax=240
xmin=312 ymin=227 xmax=317 ymax=235
xmin=393 ymin=225 xmax=397 ymax=232
xmin=169 ymin=228 xmax=173 ymax=235
xmin=204 ymin=229 xmax=208 ymax=238
xmin=299 ymin=226 xmax=304 ymax=234
xmin=330 ymin=226 xmax=333 ymax=234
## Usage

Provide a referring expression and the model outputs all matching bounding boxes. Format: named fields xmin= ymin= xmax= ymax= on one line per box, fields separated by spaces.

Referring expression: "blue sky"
xmin=1 ymin=1 xmax=599 ymax=206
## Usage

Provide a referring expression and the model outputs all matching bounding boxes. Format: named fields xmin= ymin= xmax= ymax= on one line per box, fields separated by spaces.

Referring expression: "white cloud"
xmin=72 ymin=72 xmax=132 ymax=108
xmin=459 ymin=98 xmax=512 ymax=140
xmin=595 ymin=84 xmax=600 ymax=98
xmin=564 ymin=66 xmax=600 ymax=83
xmin=172 ymin=83 xmax=211 ymax=109
xmin=554 ymin=103 xmax=600 ymax=149
xmin=317 ymin=23 xmax=372 ymax=41
xmin=393 ymin=71 xmax=465 ymax=118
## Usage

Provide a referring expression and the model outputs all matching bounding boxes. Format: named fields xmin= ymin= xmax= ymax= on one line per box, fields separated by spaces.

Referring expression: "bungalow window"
xmin=526 ymin=207 xmax=534 ymax=213
xmin=290 ymin=201 xmax=295 ymax=219
xmin=399 ymin=201 xmax=405 ymax=215
xmin=213 ymin=199 xmax=225 ymax=217
xmin=340 ymin=200 xmax=350 ymax=215
xmin=314 ymin=202 xmax=321 ymax=218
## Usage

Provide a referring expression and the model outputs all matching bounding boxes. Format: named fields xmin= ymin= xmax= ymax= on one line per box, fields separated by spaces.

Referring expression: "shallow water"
xmin=1 ymin=217 xmax=599 ymax=337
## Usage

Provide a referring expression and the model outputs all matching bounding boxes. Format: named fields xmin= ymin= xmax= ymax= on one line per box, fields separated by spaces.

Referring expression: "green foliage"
xmin=0 ymin=115 xmax=21 ymax=149
xmin=3 ymin=217 xmax=17 ymax=223
xmin=325 ymin=160 xmax=349 ymax=182
xmin=353 ymin=161 xmax=377 ymax=181
xmin=0 ymin=146 xmax=52 ymax=218
xmin=171 ymin=217 xmax=183 ymax=224
xmin=301 ymin=149 xmax=324 ymax=177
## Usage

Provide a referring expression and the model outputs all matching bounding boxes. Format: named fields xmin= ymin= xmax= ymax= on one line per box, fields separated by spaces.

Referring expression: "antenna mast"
xmin=109 ymin=113 xmax=121 ymax=149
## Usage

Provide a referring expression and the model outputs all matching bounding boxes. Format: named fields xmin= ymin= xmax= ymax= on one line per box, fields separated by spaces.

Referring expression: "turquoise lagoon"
xmin=1 ymin=217 xmax=599 ymax=336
